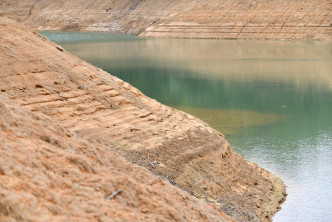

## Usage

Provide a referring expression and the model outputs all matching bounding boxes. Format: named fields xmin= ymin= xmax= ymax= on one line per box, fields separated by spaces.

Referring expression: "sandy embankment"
xmin=0 ymin=0 xmax=331 ymax=40
xmin=0 ymin=18 xmax=286 ymax=221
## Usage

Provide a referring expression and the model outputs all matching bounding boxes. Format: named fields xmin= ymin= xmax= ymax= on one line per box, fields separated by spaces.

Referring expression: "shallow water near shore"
xmin=42 ymin=32 xmax=332 ymax=222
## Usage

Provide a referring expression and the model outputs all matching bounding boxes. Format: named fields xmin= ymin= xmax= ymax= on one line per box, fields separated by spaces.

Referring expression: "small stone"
xmin=56 ymin=45 xmax=64 ymax=52
xmin=158 ymin=163 xmax=166 ymax=168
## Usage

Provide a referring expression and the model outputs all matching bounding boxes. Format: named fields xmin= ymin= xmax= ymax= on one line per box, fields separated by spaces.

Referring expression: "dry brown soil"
xmin=0 ymin=18 xmax=286 ymax=221
xmin=0 ymin=0 xmax=331 ymax=40
xmin=0 ymin=95 xmax=233 ymax=222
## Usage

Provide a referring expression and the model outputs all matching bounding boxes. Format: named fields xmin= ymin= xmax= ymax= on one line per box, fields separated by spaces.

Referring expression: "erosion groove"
xmin=0 ymin=18 xmax=286 ymax=221
xmin=0 ymin=95 xmax=233 ymax=222
xmin=0 ymin=0 xmax=331 ymax=40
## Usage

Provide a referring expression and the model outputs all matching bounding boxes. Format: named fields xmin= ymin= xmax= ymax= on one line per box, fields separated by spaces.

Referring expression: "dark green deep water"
xmin=42 ymin=32 xmax=332 ymax=222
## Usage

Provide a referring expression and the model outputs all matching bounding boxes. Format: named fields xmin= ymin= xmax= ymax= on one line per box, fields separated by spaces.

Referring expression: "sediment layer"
xmin=0 ymin=18 xmax=286 ymax=221
xmin=0 ymin=0 xmax=331 ymax=40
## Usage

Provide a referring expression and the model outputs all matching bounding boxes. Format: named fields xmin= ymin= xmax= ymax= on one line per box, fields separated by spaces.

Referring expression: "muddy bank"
xmin=0 ymin=0 xmax=331 ymax=40
xmin=0 ymin=18 xmax=286 ymax=221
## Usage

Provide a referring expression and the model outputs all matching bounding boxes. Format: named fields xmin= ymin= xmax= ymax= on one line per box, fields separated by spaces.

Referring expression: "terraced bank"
xmin=0 ymin=18 xmax=286 ymax=221
xmin=0 ymin=0 xmax=331 ymax=40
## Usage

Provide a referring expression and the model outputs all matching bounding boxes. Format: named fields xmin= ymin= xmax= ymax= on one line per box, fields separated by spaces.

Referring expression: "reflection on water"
xmin=173 ymin=106 xmax=282 ymax=135
xmin=42 ymin=31 xmax=332 ymax=91
xmin=42 ymin=32 xmax=332 ymax=222
xmin=41 ymin=31 xmax=139 ymax=43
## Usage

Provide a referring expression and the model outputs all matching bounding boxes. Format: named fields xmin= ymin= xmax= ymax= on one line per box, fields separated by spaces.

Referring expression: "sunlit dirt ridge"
xmin=0 ymin=17 xmax=286 ymax=222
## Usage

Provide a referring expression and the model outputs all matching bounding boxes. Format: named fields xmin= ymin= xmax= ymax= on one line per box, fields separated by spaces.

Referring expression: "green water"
xmin=42 ymin=32 xmax=332 ymax=222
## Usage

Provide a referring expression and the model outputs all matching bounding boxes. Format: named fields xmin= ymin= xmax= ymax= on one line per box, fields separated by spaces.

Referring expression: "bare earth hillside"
xmin=0 ymin=0 xmax=331 ymax=40
xmin=0 ymin=18 xmax=285 ymax=221
xmin=0 ymin=94 xmax=233 ymax=222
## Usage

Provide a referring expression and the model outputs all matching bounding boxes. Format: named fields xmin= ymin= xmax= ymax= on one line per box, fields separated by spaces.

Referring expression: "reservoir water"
xmin=42 ymin=32 xmax=332 ymax=222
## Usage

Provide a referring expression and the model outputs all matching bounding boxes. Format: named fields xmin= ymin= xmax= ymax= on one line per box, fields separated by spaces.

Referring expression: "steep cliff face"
xmin=0 ymin=0 xmax=331 ymax=40
xmin=0 ymin=18 xmax=286 ymax=221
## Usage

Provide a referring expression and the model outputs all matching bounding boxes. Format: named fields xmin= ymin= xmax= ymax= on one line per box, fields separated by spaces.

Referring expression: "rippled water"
xmin=42 ymin=32 xmax=332 ymax=222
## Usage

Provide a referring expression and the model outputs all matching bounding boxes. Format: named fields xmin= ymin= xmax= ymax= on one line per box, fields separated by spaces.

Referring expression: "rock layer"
xmin=0 ymin=0 xmax=331 ymax=40
xmin=0 ymin=18 xmax=286 ymax=221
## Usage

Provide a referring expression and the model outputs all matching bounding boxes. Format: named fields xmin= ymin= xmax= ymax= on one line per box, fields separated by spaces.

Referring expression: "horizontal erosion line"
xmin=150 ymin=28 xmax=328 ymax=32
xmin=53 ymin=23 xmax=332 ymax=29
xmin=157 ymin=25 xmax=332 ymax=28
xmin=145 ymin=31 xmax=325 ymax=35
xmin=148 ymin=28 xmax=330 ymax=32
xmin=21 ymin=94 xmax=90 ymax=106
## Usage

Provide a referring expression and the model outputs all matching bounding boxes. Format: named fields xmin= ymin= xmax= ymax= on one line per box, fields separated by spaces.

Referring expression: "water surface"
xmin=42 ymin=32 xmax=332 ymax=222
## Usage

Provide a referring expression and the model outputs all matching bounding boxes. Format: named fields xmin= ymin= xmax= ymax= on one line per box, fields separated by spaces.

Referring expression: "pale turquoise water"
xmin=42 ymin=32 xmax=332 ymax=222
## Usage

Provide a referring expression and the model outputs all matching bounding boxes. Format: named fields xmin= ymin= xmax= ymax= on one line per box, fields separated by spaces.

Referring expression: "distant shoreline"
xmin=0 ymin=0 xmax=331 ymax=41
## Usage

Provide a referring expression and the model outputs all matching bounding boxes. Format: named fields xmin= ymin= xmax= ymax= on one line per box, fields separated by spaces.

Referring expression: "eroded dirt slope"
xmin=0 ymin=0 xmax=331 ymax=40
xmin=0 ymin=18 xmax=286 ymax=221
xmin=0 ymin=94 xmax=233 ymax=222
